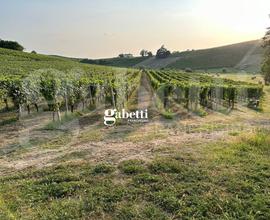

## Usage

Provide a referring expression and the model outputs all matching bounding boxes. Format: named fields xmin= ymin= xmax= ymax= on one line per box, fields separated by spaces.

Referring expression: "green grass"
xmin=0 ymin=117 xmax=17 ymax=126
xmin=92 ymin=163 xmax=115 ymax=175
xmin=0 ymin=46 xmax=135 ymax=80
xmin=168 ymin=40 xmax=262 ymax=72
xmin=161 ymin=110 xmax=175 ymax=119
xmin=0 ymin=130 xmax=269 ymax=219
xmin=118 ymin=159 xmax=146 ymax=175
xmin=43 ymin=112 xmax=81 ymax=130
xmin=86 ymin=40 xmax=263 ymax=72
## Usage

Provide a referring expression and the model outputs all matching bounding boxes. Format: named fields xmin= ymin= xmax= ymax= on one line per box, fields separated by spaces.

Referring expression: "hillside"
xmin=0 ymin=47 xmax=81 ymax=73
xmin=0 ymin=40 xmax=269 ymax=220
xmin=133 ymin=56 xmax=180 ymax=69
xmin=0 ymin=47 xmax=126 ymax=77
xmin=86 ymin=40 xmax=263 ymax=72
xmin=0 ymin=39 xmax=263 ymax=73
xmin=80 ymin=56 xmax=148 ymax=68
xmin=167 ymin=39 xmax=263 ymax=72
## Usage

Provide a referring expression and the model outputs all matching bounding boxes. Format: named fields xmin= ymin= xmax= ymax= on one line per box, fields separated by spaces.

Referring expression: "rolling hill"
xmin=83 ymin=40 xmax=263 ymax=72
xmin=0 ymin=47 xmax=123 ymax=76
xmin=0 ymin=39 xmax=263 ymax=73
xmin=167 ymin=39 xmax=263 ymax=72
xmin=80 ymin=56 xmax=148 ymax=68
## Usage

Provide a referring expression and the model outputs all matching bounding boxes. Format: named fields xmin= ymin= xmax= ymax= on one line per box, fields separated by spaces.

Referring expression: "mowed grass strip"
xmin=0 ymin=130 xmax=269 ymax=219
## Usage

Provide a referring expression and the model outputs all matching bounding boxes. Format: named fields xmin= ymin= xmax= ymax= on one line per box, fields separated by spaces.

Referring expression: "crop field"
xmin=0 ymin=48 xmax=270 ymax=219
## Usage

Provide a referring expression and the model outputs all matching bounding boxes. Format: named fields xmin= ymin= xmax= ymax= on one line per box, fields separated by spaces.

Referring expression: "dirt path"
xmin=137 ymin=72 xmax=153 ymax=110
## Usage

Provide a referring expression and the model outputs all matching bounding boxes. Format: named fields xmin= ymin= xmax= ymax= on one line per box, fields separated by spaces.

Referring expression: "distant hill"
xmin=85 ymin=40 xmax=263 ymax=72
xmin=1 ymin=39 xmax=262 ymax=73
xmin=167 ymin=40 xmax=263 ymax=72
xmin=80 ymin=56 xmax=148 ymax=68
xmin=134 ymin=57 xmax=180 ymax=69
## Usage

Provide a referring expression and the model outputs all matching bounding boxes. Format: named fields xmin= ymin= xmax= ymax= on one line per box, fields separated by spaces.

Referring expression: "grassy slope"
xmin=168 ymin=40 xmax=263 ymax=72
xmin=0 ymin=47 xmax=130 ymax=78
xmin=0 ymin=47 xmax=83 ymax=75
xmin=0 ymin=47 xmax=130 ymax=112
xmin=84 ymin=40 xmax=263 ymax=72
xmin=81 ymin=56 xmax=149 ymax=68
xmin=0 ymin=48 xmax=73 ymax=63
xmin=0 ymin=130 xmax=269 ymax=219
xmin=4 ymin=40 xmax=262 ymax=73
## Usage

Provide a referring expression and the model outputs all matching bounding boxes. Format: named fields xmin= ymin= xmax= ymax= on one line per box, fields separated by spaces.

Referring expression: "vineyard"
xmin=0 ymin=48 xmax=141 ymax=121
xmin=2 ymin=0 xmax=270 ymax=218
xmin=147 ymin=70 xmax=263 ymax=111
xmin=0 ymin=48 xmax=269 ymax=220
xmin=0 ymin=47 xmax=264 ymax=123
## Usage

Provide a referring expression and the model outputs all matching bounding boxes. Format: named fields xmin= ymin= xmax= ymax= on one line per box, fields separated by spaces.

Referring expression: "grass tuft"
xmin=118 ymin=159 xmax=146 ymax=175
xmin=92 ymin=163 xmax=115 ymax=175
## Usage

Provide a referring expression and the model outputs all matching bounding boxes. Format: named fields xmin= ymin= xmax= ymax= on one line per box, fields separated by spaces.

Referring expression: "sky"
xmin=0 ymin=0 xmax=269 ymax=58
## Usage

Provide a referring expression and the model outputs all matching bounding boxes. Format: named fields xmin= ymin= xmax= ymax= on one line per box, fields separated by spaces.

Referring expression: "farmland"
xmin=0 ymin=48 xmax=270 ymax=219
xmin=87 ymin=40 xmax=263 ymax=72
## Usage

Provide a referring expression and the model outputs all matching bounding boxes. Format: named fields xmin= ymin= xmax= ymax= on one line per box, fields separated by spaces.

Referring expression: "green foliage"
xmin=147 ymin=69 xmax=263 ymax=111
xmin=161 ymin=110 xmax=175 ymax=119
xmin=83 ymin=182 xmax=126 ymax=213
xmin=132 ymin=173 xmax=161 ymax=185
xmin=262 ymin=27 xmax=270 ymax=84
xmin=149 ymin=158 xmax=183 ymax=174
xmin=81 ymin=56 xmax=148 ymax=67
xmin=149 ymin=189 xmax=181 ymax=213
xmin=140 ymin=49 xmax=148 ymax=57
xmin=0 ymin=47 xmax=141 ymax=120
xmin=43 ymin=113 xmax=79 ymax=130
xmin=92 ymin=163 xmax=115 ymax=175
xmin=156 ymin=45 xmax=171 ymax=59
xmin=118 ymin=159 xmax=146 ymax=175
xmin=39 ymin=69 xmax=63 ymax=110
xmin=0 ymin=39 xmax=24 ymax=51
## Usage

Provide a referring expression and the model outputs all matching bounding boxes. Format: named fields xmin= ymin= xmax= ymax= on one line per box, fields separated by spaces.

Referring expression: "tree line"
xmin=0 ymin=39 xmax=24 ymax=51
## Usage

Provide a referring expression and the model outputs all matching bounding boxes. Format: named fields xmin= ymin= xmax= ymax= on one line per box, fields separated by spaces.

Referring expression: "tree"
xmin=156 ymin=45 xmax=171 ymax=59
xmin=147 ymin=51 xmax=153 ymax=57
xmin=0 ymin=39 xmax=24 ymax=51
xmin=262 ymin=23 xmax=270 ymax=84
xmin=31 ymin=50 xmax=37 ymax=54
xmin=140 ymin=49 xmax=148 ymax=57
